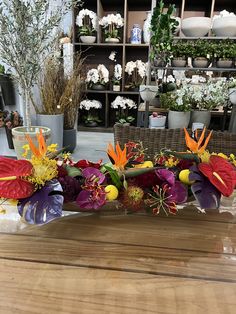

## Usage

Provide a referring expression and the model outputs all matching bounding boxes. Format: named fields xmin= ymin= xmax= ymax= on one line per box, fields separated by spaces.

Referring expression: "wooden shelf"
xmin=174 ymin=37 xmax=236 ymax=40
xmin=152 ymin=66 xmax=236 ymax=72
xmin=86 ymin=89 xmax=140 ymax=95
xmin=74 ymin=42 xmax=149 ymax=47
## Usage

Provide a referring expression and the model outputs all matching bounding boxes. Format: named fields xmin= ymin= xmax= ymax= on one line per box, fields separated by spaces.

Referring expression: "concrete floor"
xmin=0 ymin=128 xmax=114 ymax=163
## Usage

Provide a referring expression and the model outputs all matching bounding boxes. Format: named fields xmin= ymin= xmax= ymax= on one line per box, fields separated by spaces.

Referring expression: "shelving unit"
xmin=73 ymin=0 xmax=236 ymax=130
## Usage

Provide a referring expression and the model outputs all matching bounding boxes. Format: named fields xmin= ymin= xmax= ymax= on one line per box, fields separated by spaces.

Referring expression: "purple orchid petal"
xmin=76 ymin=190 xmax=106 ymax=210
xmin=168 ymin=181 xmax=188 ymax=204
xmin=82 ymin=167 xmax=105 ymax=184
xmin=18 ymin=179 xmax=64 ymax=224
xmin=155 ymin=169 xmax=175 ymax=186
xmin=189 ymin=165 xmax=221 ymax=210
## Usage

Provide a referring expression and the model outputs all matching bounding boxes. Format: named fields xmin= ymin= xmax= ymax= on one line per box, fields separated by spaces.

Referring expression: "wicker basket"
xmin=114 ymin=125 xmax=236 ymax=159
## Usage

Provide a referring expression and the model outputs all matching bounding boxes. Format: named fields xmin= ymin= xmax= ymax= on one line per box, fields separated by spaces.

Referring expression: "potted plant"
xmin=150 ymin=0 xmax=178 ymax=67
xmin=76 ymin=8 xmax=97 ymax=43
xmin=191 ymin=39 xmax=211 ymax=68
xmin=111 ymin=96 xmax=137 ymax=125
xmin=189 ymin=79 xmax=229 ymax=127
xmin=79 ymin=99 xmax=102 ymax=127
xmin=171 ymin=40 xmax=191 ymax=67
xmin=0 ymin=0 xmax=80 ymax=158
xmin=0 ymin=110 xmax=23 ymax=149
xmin=99 ymin=13 xmax=124 ymax=43
xmin=125 ymin=60 xmax=147 ymax=91
xmin=112 ymin=64 xmax=122 ymax=91
xmin=86 ymin=64 xmax=109 ymax=90
xmin=35 ymin=54 xmax=84 ymax=151
xmin=149 ymin=112 xmax=166 ymax=129
xmin=160 ymin=83 xmax=191 ymax=129
xmin=214 ymin=40 xmax=236 ymax=68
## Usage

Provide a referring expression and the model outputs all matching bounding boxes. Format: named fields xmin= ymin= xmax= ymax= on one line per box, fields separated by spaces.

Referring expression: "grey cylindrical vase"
xmin=63 ymin=128 xmax=77 ymax=153
xmin=168 ymin=111 xmax=190 ymax=129
xmin=190 ymin=110 xmax=211 ymax=128
xmin=36 ymin=113 xmax=64 ymax=149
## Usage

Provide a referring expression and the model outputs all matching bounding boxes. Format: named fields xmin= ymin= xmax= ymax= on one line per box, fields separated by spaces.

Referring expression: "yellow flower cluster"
xmin=199 ymin=151 xmax=236 ymax=167
xmin=164 ymin=157 xmax=179 ymax=168
xmin=28 ymin=157 xmax=58 ymax=186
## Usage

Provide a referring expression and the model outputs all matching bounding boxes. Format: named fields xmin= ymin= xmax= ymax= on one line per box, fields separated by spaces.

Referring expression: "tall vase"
xmin=63 ymin=128 xmax=77 ymax=153
xmin=36 ymin=113 xmax=64 ymax=149
xmin=12 ymin=126 xmax=51 ymax=159
xmin=168 ymin=111 xmax=190 ymax=129
xmin=143 ymin=11 xmax=152 ymax=44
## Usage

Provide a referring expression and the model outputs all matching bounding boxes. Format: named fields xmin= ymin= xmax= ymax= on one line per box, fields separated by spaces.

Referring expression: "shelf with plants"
xmin=73 ymin=0 xmax=155 ymax=130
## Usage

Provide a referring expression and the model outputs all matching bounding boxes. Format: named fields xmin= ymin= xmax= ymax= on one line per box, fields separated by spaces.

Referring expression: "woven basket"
xmin=114 ymin=125 xmax=236 ymax=159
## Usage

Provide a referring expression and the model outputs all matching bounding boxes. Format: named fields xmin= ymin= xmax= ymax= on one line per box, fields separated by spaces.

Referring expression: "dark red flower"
xmin=57 ymin=165 xmax=68 ymax=177
xmin=177 ymin=159 xmax=194 ymax=170
xmin=198 ymin=156 xmax=236 ymax=197
xmin=74 ymin=159 xmax=102 ymax=169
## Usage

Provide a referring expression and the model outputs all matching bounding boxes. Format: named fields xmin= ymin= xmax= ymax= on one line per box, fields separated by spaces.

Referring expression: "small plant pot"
xmin=113 ymin=85 xmax=120 ymax=92
xmin=63 ymin=128 xmax=77 ymax=153
xmin=154 ymin=58 xmax=166 ymax=67
xmin=216 ymin=58 xmax=233 ymax=68
xmin=190 ymin=110 xmax=211 ymax=128
xmin=91 ymin=84 xmax=106 ymax=91
xmin=168 ymin=111 xmax=190 ymax=129
xmin=149 ymin=115 xmax=166 ymax=129
xmin=105 ymin=38 xmax=119 ymax=43
xmin=171 ymin=58 xmax=187 ymax=67
xmin=192 ymin=57 xmax=210 ymax=68
xmin=80 ymin=36 xmax=96 ymax=44
xmin=139 ymin=85 xmax=159 ymax=102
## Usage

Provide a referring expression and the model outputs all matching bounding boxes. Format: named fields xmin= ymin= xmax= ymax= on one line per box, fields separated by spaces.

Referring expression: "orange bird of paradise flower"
xmin=184 ymin=127 xmax=212 ymax=154
xmin=25 ymin=129 xmax=47 ymax=158
xmin=107 ymin=142 xmax=128 ymax=171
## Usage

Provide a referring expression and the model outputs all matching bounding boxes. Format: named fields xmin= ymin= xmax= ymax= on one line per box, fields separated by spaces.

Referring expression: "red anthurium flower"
xmin=198 ymin=156 xmax=236 ymax=197
xmin=0 ymin=157 xmax=34 ymax=199
xmin=74 ymin=159 xmax=102 ymax=169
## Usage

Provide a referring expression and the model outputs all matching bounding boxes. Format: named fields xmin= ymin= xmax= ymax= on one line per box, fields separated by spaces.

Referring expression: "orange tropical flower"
xmin=25 ymin=129 xmax=47 ymax=158
xmin=184 ymin=127 xmax=212 ymax=154
xmin=107 ymin=142 xmax=128 ymax=171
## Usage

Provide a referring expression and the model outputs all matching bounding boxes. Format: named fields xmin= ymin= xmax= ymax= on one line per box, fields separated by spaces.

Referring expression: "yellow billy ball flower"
xmin=105 ymin=185 xmax=119 ymax=201
xmin=179 ymin=169 xmax=194 ymax=185
xmin=134 ymin=161 xmax=153 ymax=168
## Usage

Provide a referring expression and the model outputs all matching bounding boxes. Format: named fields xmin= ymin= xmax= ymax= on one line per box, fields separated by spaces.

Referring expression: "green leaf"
xmin=104 ymin=165 xmax=122 ymax=189
xmin=65 ymin=165 xmax=82 ymax=177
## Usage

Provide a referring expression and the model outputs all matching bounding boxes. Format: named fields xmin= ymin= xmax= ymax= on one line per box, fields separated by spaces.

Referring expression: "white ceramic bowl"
xmin=181 ymin=17 xmax=211 ymax=37
xmin=173 ymin=17 xmax=181 ymax=35
xmin=212 ymin=16 xmax=236 ymax=37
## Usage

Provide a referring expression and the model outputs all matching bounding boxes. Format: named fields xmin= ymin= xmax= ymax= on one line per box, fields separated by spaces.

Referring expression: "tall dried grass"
xmin=37 ymin=53 xmax=85 ymax=129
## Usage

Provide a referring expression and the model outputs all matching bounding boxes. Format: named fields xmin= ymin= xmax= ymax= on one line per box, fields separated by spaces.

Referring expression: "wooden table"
xmin=0 ymin=207 xmax=236 ymax=313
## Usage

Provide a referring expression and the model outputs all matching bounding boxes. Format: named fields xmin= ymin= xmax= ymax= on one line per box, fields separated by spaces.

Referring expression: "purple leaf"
xmin=76 ymin=190 xmax=106 ymax=210
xmin=189 ymin=166 xmax=221 ymax=210
xmin=18 ymin=179 xmax=64 ymax=224
xmin=155 ymin=169 xmax=175 ymax=186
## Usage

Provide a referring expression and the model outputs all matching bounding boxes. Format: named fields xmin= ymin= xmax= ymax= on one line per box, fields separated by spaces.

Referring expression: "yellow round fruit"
xmin=105 ymin=185 xmax=119 ymax=201
xmin=179 ymin=169 xmax=194 ymax=185
xmin=142 ymin=161 xmax=154 ymax=168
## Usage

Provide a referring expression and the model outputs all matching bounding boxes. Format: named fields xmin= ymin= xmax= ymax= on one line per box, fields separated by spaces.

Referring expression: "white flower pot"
xmin=80 ymin=36 xmax=96 ymax=44
xmin=168 ymin=110 xmax=190 ymax=129
xmin=139 ymin=85 xmax=159 ymax=102
xmin=229 ymin=88 xmax=236 ymax=105
xmin=113 ymin=85 xmax=120 ymax=92
xmin=190 ymin=110 xmax=211 ymax=128
xmin=171 ymin=58 xmax=187 ymax=67
xmin=105 ymin=38 xmax=119 ymax=43
xmin=216 ymin=58 xmax=233 ymax=68
xmin=212 ymin=16 xmax=236 ymax=37
xmin=181 ymin=17 xmax=211 ymax=37
xmin=192 ymin=57 xmax=210 ymax=68
xmin=149 ymin=115 xmax=166 ymax=128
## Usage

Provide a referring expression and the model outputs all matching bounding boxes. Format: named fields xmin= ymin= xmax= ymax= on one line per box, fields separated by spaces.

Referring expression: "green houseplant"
xmin=214 ymin=39 xmax=236 ymax=68
xmin=191 ymin=39 xmax=212 ymax=68
xmin=171 ymin=40 xmax=192 ymax=67
xmin=150 ymin=0 xmax=178 ymax=66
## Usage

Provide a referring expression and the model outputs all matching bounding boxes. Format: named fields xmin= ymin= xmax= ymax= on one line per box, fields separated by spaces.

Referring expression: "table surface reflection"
xmin=0 ymin=206 xmax=236 ymax=314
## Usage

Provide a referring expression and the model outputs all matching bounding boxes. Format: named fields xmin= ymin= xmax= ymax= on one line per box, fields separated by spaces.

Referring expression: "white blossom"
xmin=111 ymin=96 xmax=137 ymax=109
xmin=80 ymin=99 xmax=102 ymax=110
xmin=114 ymin=64 xmax=122 ymax=81
xmin=109 ymin=51 xmax=117 ymax=61
xmin=76 ymin=9 xmax=97 ymax=30
xmin=99 ymin=14 xmax=124 ymax=28
xmin=86 ymin=64 xmax=109 ymax=85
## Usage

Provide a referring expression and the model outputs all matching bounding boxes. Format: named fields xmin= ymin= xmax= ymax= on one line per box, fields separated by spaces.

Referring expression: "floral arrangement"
xmin=0 ymin=110 xmax=23 ymax=129
xmin=86 ymin=64 xmax=109 ymax=88
xmin=111 ymin=96 xmax=137 ymax=124
xmin=76 ymin=9 xmax=97 ymax=36
xmin=99 ymin=13 xmax=124 ymax=41
xmin=108 ymin=51 xmax=122 ymax=87
xmin=0 ymin=128 xmax=235 ymax=224
xmin=125 ymin=60 xmax=147 ymax=90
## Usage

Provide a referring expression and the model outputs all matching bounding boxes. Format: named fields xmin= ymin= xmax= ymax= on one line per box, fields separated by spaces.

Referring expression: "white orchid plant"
xmin=86 ymin=64 xmax=109 ymax=88
xmin=76 ymin=9 xmax=97 ymax=36
xmin=79 ymin=99 xmax=102 ymax=126
xmin=111 ymin=96 xmax=137 ymax=124
xmin=125 ymin=60 xmax=147 ymax=89
xmin=99 ymin=13 xmax=124 ymax=40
